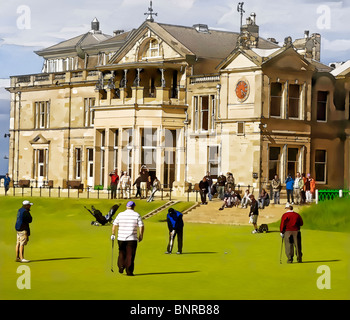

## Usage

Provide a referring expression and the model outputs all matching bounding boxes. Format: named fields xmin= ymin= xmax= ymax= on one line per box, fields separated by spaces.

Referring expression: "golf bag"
xmin=258 ymin=224 xmax=269 ymax=233
xmin=85 ymin=204 xmax=120 ymax=226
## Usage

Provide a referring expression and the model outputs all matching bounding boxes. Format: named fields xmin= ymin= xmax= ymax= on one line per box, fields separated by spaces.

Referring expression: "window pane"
xmin=315 ymin=150 xmax=326 ymax=162
xmin=270 ymin=83 xmax=282 ymax=117
xmin=317 ymin=91 xmax=328 ymax=121
xmin=315 ymin=163 xmax=325 ymax=182
xmin=269 ymin=147 xmax=280 ymax=161
xmin=201 ymin=96 xmax=209 ymax=131
xmin=288 ymin=84 xmax=299 ymax=118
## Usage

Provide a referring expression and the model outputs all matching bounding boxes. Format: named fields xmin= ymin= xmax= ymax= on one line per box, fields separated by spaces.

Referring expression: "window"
xmin=194 ymin=96 xmax=199 ymax=132
xmin=100 ymin=130 xmax=106 ymax=185
xmin=211 ymin=95 xmax=216 ymax=131
xmin=287 ymin=148 xmax=299 ymax=178
xmin=315 ymin=150 xmax=327 ymax=182
xmin=122 ymin=129 xmax=133 ymax=176
xmin=114 ymin=130 xmax=119 ymax=170
xmin=208 ymin=146 xmax=219 ymax=178
xmin=75 ymin=148 xmax=82 ymax=179
xmin=201 ymin=96 xmax=209 ymax=131
xmin=87 ymin=148 xmax=94 ymax=187
xmin=35 ymin=101 xmax=50 ymax=129
xmin=317 ymin=91 xmax=328 ymax=121
xmin=288 ymin=84 xmax=300 ymax=118
xmin=33 ymin=148 xmax=48 ymax=180
xmin=141 ymin=128 xmax=157 ymax=170
xmin=141 ymin=39 xmax=160 ymax=59
xmin=237 ymin=122 xmax=245 ymax=135
xmin=84 ymin=98 xmax=95 ymax=127
xmin=270 ymin=82 xmax=282 ymax=117
xmin=269 ymin=146 xmax=281 ymax=180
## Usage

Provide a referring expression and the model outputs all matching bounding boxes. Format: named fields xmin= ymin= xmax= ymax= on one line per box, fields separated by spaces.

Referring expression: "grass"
xmin=0 ymin=197 xmax=349 ymax=300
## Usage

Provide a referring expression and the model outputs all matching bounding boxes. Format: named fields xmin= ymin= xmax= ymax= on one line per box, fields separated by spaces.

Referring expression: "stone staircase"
xmin=142 ymin=200 xmax=180 ymax=220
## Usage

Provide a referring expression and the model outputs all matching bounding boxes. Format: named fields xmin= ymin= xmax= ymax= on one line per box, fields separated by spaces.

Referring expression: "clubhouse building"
xmin=6 ymin=7 xmax=350 ymax=194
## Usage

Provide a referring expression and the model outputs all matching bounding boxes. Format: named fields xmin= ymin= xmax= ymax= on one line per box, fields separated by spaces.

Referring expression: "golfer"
xmin=280 ymin=204 xmax=303 ymax=263
xmin=15 ymin=200 xmax=33 ymax=263
xmin=111 ymin=201 xmax=144 ymax=276
xmin=165 ymin=208 xmax=184 ymax=254
xmin=248 ymin=194 xmax=259 ymax=233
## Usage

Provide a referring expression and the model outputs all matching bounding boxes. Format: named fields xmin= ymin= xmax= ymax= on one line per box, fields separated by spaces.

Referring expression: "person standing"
xmin=4 ymin=173 xmax=11 ymax=196
xmin=111 ymin=201 xmax=144 ymax=276
xmin=285 ymin=173 xmax=294 ymax=204
xmin=280 ymin=204 xmax=303 ymax=263
xmin=120 ymin=171 xmax=131 ymax=199
xmin=271 ymin=174 xmax=281 ymax=204
xmin=109 ymin=169 xmax=119 ymax=199
xmin=204 ymin=171 xmax=213 ymax=201
xmin=217 ymin=172 xmax=226 ymax=200
xmin=248 ymin=194 xmax=259 ymax=234
xmin=140 ymin=166 xmax=150 ymax=199
xmin=293 ymin=172 xmax=303 ymax=205
xmin=165 ymin=208 xmax=184 ymax=254
xmin=15 ymin=200 xmax=33 ymax=263
xmin=199 ymin=177 xmax=209 ymax=205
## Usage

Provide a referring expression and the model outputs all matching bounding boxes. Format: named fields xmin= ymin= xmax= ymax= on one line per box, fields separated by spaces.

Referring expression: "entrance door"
xmin=87 ymin=148 xmax=94 ymax=187
xmin=164 ymin=150 xmax=175 ymax=189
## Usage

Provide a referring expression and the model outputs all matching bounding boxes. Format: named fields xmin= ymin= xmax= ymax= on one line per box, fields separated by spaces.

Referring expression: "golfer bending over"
xmin=280 ymin=204 xmax=303 ymax=263
xmin=111 ymin=201 xmax=144 ymax=276
xmin=165 ymin=208 xmax=184 ymax=254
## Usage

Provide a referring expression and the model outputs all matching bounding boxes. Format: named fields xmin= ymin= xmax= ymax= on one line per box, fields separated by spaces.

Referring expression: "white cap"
xmin=23 ymin=200 xmax=33 ymax=206
xmin=285 ymin=202 xmax=290 ymax=208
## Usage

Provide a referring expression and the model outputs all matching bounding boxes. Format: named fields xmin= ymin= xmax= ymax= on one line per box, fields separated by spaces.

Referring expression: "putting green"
xmin=0 ymin=197 xmax=349 ymax=300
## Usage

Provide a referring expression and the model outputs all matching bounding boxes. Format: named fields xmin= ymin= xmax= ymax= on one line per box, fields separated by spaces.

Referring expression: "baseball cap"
xmin=126 ymin=201 xmax=136 ymax=208
xmin=285 ymin=202 xmax=290 ymax=208
xmin=23 ymin=200 xmax=33 ymax=206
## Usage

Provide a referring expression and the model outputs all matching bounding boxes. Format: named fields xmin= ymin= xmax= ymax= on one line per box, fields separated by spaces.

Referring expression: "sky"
xmin=1 ymin=0 xmax=350 ymax=174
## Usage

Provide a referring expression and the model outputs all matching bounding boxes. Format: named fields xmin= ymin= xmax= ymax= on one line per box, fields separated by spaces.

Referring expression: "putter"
xmin=111 ymin=239 xmax=115 ymax=272
xmin=279 ymin=237 xmax=284 ymax=264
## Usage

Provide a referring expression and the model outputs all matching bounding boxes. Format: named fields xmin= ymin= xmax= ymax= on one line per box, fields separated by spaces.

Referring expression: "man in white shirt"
xmin=111 ymin=201 xmax=144 ymax=276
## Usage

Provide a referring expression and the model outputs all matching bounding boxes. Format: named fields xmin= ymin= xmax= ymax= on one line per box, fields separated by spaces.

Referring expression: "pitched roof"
xmin=330 ymin=60 xmax=350 ymax=77
xmin=35 ymin=32 xmax=111 ymax=57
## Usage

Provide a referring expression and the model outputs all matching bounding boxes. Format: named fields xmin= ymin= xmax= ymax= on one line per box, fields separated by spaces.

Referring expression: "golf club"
xmin=169 ymin=230 xmax=175 ymax=252
xmin=111 ymin=239 xmax=115 ymax=272
xmin=279 ymin=236 xmax=284 ymax=264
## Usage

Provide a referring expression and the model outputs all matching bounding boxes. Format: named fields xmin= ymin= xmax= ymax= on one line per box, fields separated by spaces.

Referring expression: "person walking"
xmin=133 ymin=174 xmax=142 ymax=198
xmin=120 ymin=171 xmax=131 ymax=199
xmin=147 ymin=177 xmax=161 ymax=202
xmin=4 ymin=173 xmax=11 ymax=196
xmin=165 ymin=208 xmax=184 ymax=254
xmin=111 ymin=201 xmax=144 ymax=276
xmin=15 ymin=200 xmax=33 ymax=263
xmin=109 ymin=169 xmax=119 ymax=199
xmin=285 ymin=173 xmax=294 ymax=204
xmin=248 ymin=194 xmax=259 ymax=234
xmin=271 ymin=174 xmax=281 ymax=204
xmin=280 ymin=204 xmax=303 ymax=263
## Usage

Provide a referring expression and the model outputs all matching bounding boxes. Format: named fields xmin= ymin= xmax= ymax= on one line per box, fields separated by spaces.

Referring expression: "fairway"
xmin=0 ymin=197 xmax=349 ymax=300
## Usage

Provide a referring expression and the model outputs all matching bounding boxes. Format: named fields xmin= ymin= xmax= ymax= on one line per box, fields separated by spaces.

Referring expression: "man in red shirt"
xmin=280 ymin=204 xmax=303 ymax=263
xmin=109 ymin=169 xmax=119 ymax=199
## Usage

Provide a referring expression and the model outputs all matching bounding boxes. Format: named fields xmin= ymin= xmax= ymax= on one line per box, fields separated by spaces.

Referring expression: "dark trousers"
xmin=287 ymin=189 xmax=294 ymax=203
xmin=167 ymin=229 xmax=183 ymax=253
xmin=200 ymin=190 xmax=207 ymax=204
xmin=118 ymin=240 xmax=138 ymax=275
xmin=111 ymin=184 xmax=117 ymax=199
xmin=135 ymin=186 xmax=141 ymax=198
xmin=284 ymin=231 xmax=302 ymax=262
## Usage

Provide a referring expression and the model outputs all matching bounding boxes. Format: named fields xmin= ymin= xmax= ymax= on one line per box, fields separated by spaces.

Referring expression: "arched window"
xmin=140 ymin=38 xmax=160 ymax=59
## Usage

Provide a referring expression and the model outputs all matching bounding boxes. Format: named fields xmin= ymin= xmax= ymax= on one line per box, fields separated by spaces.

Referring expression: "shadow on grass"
xmin=27 ymin=257 xmax=91 ymax=263
xmin=135 ymin=270 xmax=200 ymax=276
xmin=300 ymin=259 xmax=341 ymax=264
xmin=181 ymin=252 xmax=218 ymax=255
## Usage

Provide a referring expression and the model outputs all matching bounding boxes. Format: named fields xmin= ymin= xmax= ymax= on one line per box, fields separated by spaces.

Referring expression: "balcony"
xmin=10 ymin=70 xmax=99 ymax=88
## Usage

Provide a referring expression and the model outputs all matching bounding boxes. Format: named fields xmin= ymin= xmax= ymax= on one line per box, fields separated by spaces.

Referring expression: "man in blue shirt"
xmin=15 ymin=200 xmax=33 ymax=263
xmin=165 ymin=208 xmax=184 ymax=254
xmin=285 ymin=174 xmax=295 ymax=204
xmin=4 ymin=173 xmax=11 ymax=196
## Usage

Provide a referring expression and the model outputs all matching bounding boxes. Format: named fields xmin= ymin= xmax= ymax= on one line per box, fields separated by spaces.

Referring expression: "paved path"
xmin=182 ymin=198 xmax=299 ymax=226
